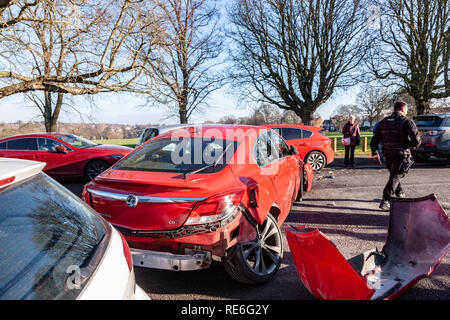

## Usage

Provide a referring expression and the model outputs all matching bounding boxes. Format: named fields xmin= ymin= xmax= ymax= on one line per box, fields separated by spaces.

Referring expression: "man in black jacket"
xmin=370 ymin=101 xmax=421 ymax=211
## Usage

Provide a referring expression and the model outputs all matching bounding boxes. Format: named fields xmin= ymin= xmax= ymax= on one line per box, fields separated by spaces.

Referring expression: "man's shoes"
xmin=395 ymin=191 xmax=406 ymax=198
xmin=379 ymin=200 xmax=390 ymax=211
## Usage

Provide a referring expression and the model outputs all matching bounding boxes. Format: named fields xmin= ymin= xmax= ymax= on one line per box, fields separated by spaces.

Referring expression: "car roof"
xmin=0 ymin=158 xmax=45 ymax=189
xmin=414 ymin=113 xmax=450 ymax=118
xmin=263 ymin=124 xmax=321 ymax=130
xmin=155 ymin=124 xmax=265 ymax=141
xmin=0 ymin=132 xmax=69 ymax=141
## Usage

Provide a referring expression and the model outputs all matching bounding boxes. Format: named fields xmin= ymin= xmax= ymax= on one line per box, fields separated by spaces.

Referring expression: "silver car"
xmin=412 ymin=113 xmax=450 ymax=161
xmin=136 ymin=125 xmax=191 ymax=148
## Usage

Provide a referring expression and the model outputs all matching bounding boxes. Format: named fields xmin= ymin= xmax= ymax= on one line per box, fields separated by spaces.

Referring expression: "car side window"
xmin=0 ymin=141 xmax=6 ymax=149
xmin=37 ymin=138 xmax=65 ymax=152
xmin=7 ymin=138 xmax=38 ymax=151
xmin=254 ymin=132 xmax=279 ymax=167
xmin=301 ymin=129 xmax=313 ymax=138
xmin=269 ymin=131 xmax=290 ymax=158
xmin=281 ymin=128 xmax=302 ymax=140
xmin=444 ymin=117 xmax=450 ymax=127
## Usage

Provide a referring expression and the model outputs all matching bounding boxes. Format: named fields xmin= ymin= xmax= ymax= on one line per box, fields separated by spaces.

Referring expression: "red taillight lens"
xmin=119 ymin=232 xmax=133 ymax=272
xmin=0 ymin=176 xmax=15 ymax=188
xmin=185 ymin=190 xmax=244 ymax=226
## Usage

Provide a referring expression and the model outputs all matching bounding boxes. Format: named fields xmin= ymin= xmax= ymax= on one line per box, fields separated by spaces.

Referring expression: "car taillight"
xmin=424 ymin=130 xmax=444 ymax=137
xmin=119 ymin=232 xmax=133 ymax=272
xmin=185 ymin=190 xmax=244 ymax=226
xmin=0 ymin=176 xmax=15 ymax=188
xmin=81 ymin=187 xmax=91 ymax=205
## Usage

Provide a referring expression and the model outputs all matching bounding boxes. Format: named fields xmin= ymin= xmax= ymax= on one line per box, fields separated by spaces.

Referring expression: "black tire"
xmin=306 ymin=151 xmax=326 ymax=171
xmin=85 ymin=160 xmax=110 ymax=180
xmin=295 ymin=166 xmax=304 ymax=202
xmin=303 ymin=165 xmax=308 ymax=192
xmin=223 ymin=214 xmax=283 ymax=285
xmin=412 ymin=152 xmax=430 ymax=162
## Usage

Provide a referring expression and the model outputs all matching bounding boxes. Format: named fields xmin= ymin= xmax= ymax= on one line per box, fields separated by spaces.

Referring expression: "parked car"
xmin=0 ymin=133 xmax=132 ymax=180
xmin=412 ymin=113 xmax=450 ymax=161
xmin=82 ymin=125 xmax=306 ymax=284
xmin=263 ymin=124 xmax=334 ymax=171
xmin=137 ymin=124 xmax=312 ymax=191
xmin=0 ymin=158 xmax=148 ymax=300
xmin=136 ymin=125 xmax=192 ymax=148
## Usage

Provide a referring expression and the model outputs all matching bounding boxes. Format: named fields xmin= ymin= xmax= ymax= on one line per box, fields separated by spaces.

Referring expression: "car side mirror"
xmin=55 ymin=145 xmax=67 ymax=154
xmin=289 ymin=145 xmax=299 ymax=155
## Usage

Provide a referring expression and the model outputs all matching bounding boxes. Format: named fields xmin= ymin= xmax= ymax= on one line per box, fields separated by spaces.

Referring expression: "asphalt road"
xmin=61 ymin=156 xmax=450 ymax=300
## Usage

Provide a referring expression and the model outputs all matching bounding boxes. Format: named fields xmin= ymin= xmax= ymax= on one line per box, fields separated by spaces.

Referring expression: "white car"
xmin=0 ymin=158 xmax=148 ymax=300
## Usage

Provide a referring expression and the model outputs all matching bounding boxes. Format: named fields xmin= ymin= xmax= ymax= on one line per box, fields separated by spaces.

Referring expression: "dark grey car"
xmin=412 ymin=113 xmax=450 ymax=161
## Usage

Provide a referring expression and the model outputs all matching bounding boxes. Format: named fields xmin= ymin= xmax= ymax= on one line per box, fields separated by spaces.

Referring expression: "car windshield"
xmin=115 ymin=137 xmax=238 ymax=174
xmin=0 ymin=173 xmax=108 ymax=300
xmin=413 ymin=116 xmax=443 ymax=127
xmin=57 ymin=134 xmax=97 ymax=149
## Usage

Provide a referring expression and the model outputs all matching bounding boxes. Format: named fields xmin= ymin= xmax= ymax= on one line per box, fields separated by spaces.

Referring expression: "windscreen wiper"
xmin=183 ymin=142 xmax=235 ymax=180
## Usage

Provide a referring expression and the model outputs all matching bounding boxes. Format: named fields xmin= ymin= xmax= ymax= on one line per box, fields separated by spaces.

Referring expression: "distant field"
xmin=324 ymin=132 xmax=373 ymax=156
xmin=93 ymin=138 xmax=139 ymax=148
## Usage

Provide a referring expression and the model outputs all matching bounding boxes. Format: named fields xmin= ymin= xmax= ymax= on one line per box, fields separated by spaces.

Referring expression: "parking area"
xmin=62 ymin=156 xmax=450 ymax=300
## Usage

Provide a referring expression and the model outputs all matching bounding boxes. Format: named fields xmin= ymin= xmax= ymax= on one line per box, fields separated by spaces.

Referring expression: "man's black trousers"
xmin=382 ymin=149 xmax=411 ymax=201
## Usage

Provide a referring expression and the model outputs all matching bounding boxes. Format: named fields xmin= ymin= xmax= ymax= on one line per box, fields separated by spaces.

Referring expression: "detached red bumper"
xmin=286 ymin=194 xmax=450 ymax=300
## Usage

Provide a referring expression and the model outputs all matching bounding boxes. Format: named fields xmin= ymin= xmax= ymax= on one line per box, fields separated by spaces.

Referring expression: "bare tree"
xmin=227 ymin=0 xmax=367 ymax=125
xmin=332 ymin=104 xmax=362 ymax=129
xmin=0 ymin=0 xmax=160 ymax=131
xmin=366 ymin=0 xmax=450 ymax=115
xmin=146 ymin=0 xmax=224 ymax=124
xmin=355 ymin=85 xmax=391 ymax=127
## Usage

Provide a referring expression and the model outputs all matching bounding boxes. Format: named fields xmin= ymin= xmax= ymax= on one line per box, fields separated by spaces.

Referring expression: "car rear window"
xmin=281 ymin=128 xmax=302 ymax=140
xmin=115 ymin=137 xmax=238 ymax=174
xmin=0 ymin=173 xmax=108 ymax=300
xmin=413 ymin=116 xmax=443 ymax=127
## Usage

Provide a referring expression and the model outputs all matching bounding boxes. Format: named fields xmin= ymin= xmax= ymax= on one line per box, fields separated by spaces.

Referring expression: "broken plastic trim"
xmin=114 ymin=204 xmax=244 ymax=239
xmin=285 ymin=194 xmax=450 ymax=300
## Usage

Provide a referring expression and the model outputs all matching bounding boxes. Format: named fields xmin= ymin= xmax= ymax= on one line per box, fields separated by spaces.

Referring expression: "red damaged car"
xmin=0 ymin=133 xmax=132 ymax=180
xmin=82 ymin=125 xmax=308 ymax=284
xmin=264 ymin=124 xmax=334 ymax=171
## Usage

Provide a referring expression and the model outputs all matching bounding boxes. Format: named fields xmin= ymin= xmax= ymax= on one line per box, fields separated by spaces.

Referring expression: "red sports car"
xmin=0 ymin=133 xmax=132 ymax=180
xmin=264 ymin=124 xmax=334 ymax=171
xmin=82 ymin=125 xmax=308 ymax=284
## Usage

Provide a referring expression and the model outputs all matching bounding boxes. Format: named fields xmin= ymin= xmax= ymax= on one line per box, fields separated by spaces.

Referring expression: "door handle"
xmin=35 ymin=155 xmax=46 ymax=159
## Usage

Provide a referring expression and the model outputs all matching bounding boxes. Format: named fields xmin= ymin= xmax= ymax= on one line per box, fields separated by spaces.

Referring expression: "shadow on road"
xmin=134 ymin=250 xmax=314 ymax=300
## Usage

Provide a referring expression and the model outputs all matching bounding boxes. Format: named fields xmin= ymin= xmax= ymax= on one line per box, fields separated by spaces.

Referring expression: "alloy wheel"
xmin=86 ymin=161 xmax=109 ymax=180
xmin=307 ymin=152 xmax=325 ymax=171
xmin=239 ymin=216 xmax=282 ymax=276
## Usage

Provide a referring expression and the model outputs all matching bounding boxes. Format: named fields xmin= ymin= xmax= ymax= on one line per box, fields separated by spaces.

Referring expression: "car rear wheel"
xmin=306 ymin=151 xmax=326 ymax=171
xmin=223 ymin=214 xmax=283 ymax=284
xmin=412 ymin=152 xmax=430 ymax=162
xmin=85 ymin=160 xmax=110 ymax=180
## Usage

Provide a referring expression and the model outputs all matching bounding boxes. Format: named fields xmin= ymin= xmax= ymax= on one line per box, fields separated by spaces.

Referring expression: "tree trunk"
xmin=298 ymin=106 xmax=315 ymax=125
xmin=415 ymin=99 xmax=431 ymax=115
xmin=43 ymin=92 xmax=64 ymax=132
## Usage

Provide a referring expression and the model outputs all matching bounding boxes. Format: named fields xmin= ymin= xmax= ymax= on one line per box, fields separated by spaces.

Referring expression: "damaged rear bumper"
xmin=285 ymin=194 xmax=450 ymax=300
xmin=131 ymin=248 xmax=212 ymax=271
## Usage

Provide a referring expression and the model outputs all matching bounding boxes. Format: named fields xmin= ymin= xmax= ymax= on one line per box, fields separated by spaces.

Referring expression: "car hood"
xmin=90 ymin=144 xmax=133 ymax=154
